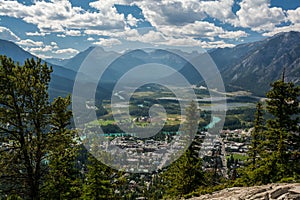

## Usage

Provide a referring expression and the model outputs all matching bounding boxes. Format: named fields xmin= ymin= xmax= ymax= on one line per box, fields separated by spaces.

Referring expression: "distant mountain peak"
xmin=221 ymin=30 xmax=300 ymax=96
xmin=272 ymin=30 xmax=300 ymax=38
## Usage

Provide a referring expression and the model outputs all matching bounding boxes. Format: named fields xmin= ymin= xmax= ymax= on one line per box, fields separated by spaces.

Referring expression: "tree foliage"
xmin=0 ymin=56 xmax=77 ymax=199
xmin=162 ymin=101 xmax=205 ymax=198
xmin=238 ymin=77 xmax=300 ymax=185
xmin=248 ymin=102 xmax=264 ymax=169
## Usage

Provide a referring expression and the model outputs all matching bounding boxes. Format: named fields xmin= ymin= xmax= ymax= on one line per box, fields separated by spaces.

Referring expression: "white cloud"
xmin=126 ymin=14 xmax=139 ymax=27
xmin=50 ymin=41 xmax=59 ymax=49
xmin=251 ymin=5 xmax=300 ymax=36
xmin=17 ymin=39 xmax=44 ymax=47
xmin=124 ymin=29 xmax=236 ymax=48
xmin=160 ymin=21 xmax=224 ymax=38
xmin=55 ymin=48 xmax=79 ymax=55
xmin=30 ymin=45 xmax=54 ymax=53
xmin=2 ymin=0 xmax=299 ymax=52
xmin=57 ymin=34 xmax=66 ymax=38
xmin=157 ymin=21 xmax=249 ymax=41
xmin=128 ymin=0 xmax=236 ymax=27
xmin=26 ymin=43 xmax=78 ymax=59
xmin=219 ymin=30 xmax=249 ymax=39
xmin=0 ymin=0 xmax=247 ymax=50
xmin=0 ymin=0 xmax=126 ymax=33
xmin=0 ymin=26 xmax=20 ymax=41
xmin=131 ymin=0 xmax=205 ymax=27
xmin=26 ymin=31 xmax=47 ymax=36
xmin=93 ymin=38 xmax=122 ymax=47
xmin=51 ymin=42 xmax=57 ymax=46
xmin=200 ymin=0 xmax=236 ymax=24
xmin=201 ymin=40 xmax=235 ymax=49
xmin=65 ymin=29 xmax=81 ymax=36
xmin=126 ymin=30 xmax=165 ymax=43
xmin=33 ymin=53 xmax=53 ymax=59
xmin=287 ymin=7 xmax=300 ymax=25
xmin=234 ymin=0 xmax=286 ymax=32
xmin=84 ymin=27 xmax=140 ymax=39
xmin=262 ymin=24 xmax=300 ymax=37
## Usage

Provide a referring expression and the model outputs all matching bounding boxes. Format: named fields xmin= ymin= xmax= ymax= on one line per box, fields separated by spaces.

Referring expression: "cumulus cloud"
xmin=32 ymin=53 xmax=53 ymax=59
xmin=17 ymin=39 xmax=44 ymax=47
xmin=65 ymin=29 xmax=81 ymax=36
xmin=262 ymin=23 xmax=300 ymax=37
xmin=128 ymin=0 xmax=236 ymax=27
xmin=27 ymin=44 xmax=78 ymax=59
xmin=234 ymin=0 xmax=286 ymax=32
xmin=287 ymin=7 xmax=300 ymax=25
xmin=50 ymin=41 xmax=59 ymax=49
xmin=87 ymin=37 xmax=95 ymax=41
xmin=124 ymin=29 xmax=236 ymax=48
xmin=0 ymin=0 xmax=126 ymax=33
xmin=84 ymin=27 xmax=140 ymax=39
xmin=26 ymin=31 xmax=47 ymax=36
xmin=1 ymin=0 xmax=299 ymax=51
xmin=93 ymin=38 xmax=122 ymax=47
xmin=126 ymin=14 xmax=139 ymax=27
xmin=55 ymin=48 xmax=79 ymax=55
xmin=159 ymin=21 xmax=224 ymax=38
xmin=30 ymin=45 xmax=54 ymax=53
xmin=57 ymin=34 xmax=66 ymax=38
xmin=51 ymin=42 xmax=58 ymax=46
xmin=219 ymin=30 xmax=249 ymax=39
xmin=0 ymin=26 xmax=20 ymax=41
xmin=126 ymin=30 xmax=166 ymax=44
xmin=261 ymin=9 xmax=300 ymax=38
xmin=200 ymin=0 xmax=236 ymax=23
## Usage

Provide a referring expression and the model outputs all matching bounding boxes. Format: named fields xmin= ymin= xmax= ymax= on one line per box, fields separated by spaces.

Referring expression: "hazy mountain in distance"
xmin=0 ymin=39 xmax=81 ymax=80
xmin=161 ymin=31 xmax=300 ymax=96
xmin=61 ymin=47 xmax=192 ymax=84
xmin=46 ymin=57 xmax=69 ymax=66
xmin=0 ymin=39 xmax=91 ymax=98
xmin=1 ymin=31 xmax=299 ymax=98
xmin=60 ymin=46 xmax=121 ymax=82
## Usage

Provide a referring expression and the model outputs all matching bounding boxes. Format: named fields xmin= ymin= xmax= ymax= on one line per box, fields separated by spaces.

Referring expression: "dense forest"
xmin=0 ymin=56 xmax=299 ymax=199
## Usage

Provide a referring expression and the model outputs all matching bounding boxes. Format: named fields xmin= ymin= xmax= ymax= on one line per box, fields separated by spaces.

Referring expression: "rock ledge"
xmin=189 ymin=183 xmax=300 ymax=200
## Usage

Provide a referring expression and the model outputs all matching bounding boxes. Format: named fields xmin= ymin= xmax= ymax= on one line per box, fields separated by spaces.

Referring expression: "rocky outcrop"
xmin=189 ymin=183 xmax=300 ymax=200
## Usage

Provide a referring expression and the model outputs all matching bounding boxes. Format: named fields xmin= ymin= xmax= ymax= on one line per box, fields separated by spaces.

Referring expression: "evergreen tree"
xmin=162 ymin=150 xmax=203 ymax=198
xmin=0 ymin=56 xmax=76 ymax=199
xmin=42 ymin=96 xmax=82 ymax=199
xmin=238 ymin=76 xmax=300 ymax=185
xmin=265 ymin=77 xmax=300 ymax=180
xmin=248 ymin=102 xmax=264 ymax=169
xmin=162 ymin=101 xmax=204 ymax=198
xmin=82 ymin=153 xmax=116 ymax=200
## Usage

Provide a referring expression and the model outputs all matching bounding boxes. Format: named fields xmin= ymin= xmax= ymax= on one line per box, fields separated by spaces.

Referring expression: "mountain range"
xmin=0 ymin=31 xmax=299 ymax=98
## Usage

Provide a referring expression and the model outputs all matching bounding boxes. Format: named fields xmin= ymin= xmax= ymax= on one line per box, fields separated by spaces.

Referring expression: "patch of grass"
xmin=226 ymin=153 xmax=249 ymax=161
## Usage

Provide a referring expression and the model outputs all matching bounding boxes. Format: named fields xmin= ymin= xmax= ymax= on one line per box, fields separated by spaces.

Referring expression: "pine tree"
xmin=162 ymin=101 xmax=204 ymax=198
xmin=42 ymin=96 xmax=82 ymax=199
xmin=82 ymin=153 xmax=116 ymax=200
xmin=237 ymin=75 xmax=300 ymax=185
xmin=0 ymin=56 xmax=77 ymax=199
xmin=248 ymin=102 xmax=264 ymax=169
xmin=265 ymin=76 xmax=300 ymax=180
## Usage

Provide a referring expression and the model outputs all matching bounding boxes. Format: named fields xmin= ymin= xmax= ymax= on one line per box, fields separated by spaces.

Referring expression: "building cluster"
xmin=82 ymin=128 xmax=252 ymax=176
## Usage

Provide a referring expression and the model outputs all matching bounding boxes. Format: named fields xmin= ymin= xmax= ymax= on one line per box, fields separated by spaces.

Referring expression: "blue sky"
xmin=0 ymin=0 xmax=299 ymax=59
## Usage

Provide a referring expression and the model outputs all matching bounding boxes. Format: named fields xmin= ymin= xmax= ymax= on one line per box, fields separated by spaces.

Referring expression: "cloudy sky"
xmin=0 ymin=0 xmax=299 ymax=59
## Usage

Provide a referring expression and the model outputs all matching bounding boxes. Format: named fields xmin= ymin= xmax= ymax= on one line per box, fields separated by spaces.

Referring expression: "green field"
xmin=226 ymin=153 xmax=249 ymax=161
